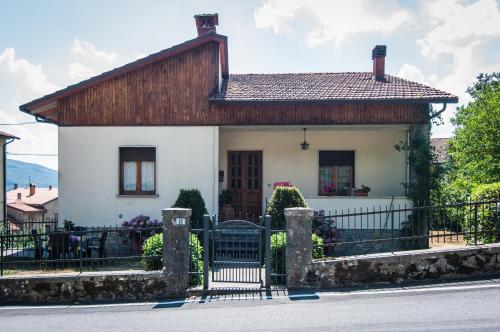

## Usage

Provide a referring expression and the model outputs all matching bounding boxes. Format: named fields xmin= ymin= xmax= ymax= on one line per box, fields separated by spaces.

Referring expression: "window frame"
xmin=318 ymin=150 xmax=355 ymax=196
xmin=119 ymin=146 xmax=157 ymax=196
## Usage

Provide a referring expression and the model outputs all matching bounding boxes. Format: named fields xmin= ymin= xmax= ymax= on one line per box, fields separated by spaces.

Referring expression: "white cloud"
xmin=0 ymin=48 xmax=58 ymax=170
xmin=417 ymin=0 xmax=500 ymax=59
xmin=71 ymin=38 xmax=118 ymax=63
xmin=254 ymin=0 xmax=410 ymax=47
xmin=417 ymin=0 xmax=500 ymax=137
xmin=68 ymin=62 xmax=95 ymax=82
xmin=0 ymin=48 xmax=58 ymax=101
xmin=397 ymin=64 xmax=427 ymax=84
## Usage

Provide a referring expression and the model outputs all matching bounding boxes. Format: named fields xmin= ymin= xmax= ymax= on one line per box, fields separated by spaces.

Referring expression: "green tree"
xmin=447 ymin=73 xmax=500 ymax=198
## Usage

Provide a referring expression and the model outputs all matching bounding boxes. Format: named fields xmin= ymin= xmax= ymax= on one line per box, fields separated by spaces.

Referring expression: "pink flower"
xmin=273 ymin=181 xmax=293 ymax=189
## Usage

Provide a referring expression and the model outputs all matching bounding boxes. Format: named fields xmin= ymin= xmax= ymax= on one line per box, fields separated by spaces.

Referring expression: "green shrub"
xmin=312 ymin=233 xmax=324 ymax=259
xmin=142 ymin=233 xmax=163 ymax=270
xmin=266 ymin=186 xmax=308 ymax=229
xmin=173 ymin=189 xmax=208 ymax=228
xmin=269 ymin=232 xmax=324 ymax=283
xmin=189 ymin=233 xmax=204 ymax=286
xmin=141 ymin=233 xmax=204 ymax=286
xmin=465 ymin=182 xmax=500 ymax=244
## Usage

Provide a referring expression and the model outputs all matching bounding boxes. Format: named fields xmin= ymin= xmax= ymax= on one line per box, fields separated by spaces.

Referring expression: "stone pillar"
xmin=285 ymin=207 xmax=314 ymax=289
xmin=162 ymin=208 xmax=192 ymax=295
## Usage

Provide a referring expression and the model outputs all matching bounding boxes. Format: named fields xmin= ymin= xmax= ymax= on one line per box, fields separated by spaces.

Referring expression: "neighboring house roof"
xmin=211 ymin=73 xmax=458 ymax=104
xmin=431 ymin=137 xmax=450 ymax=164
xmin=19 ymin=32 xmax=228 ymax=118
xmin=7 ymin=201 xmax=44 ymax=213
xmin=7 ymin=187 xmax=58 ymax=205
xmin=0 ymin=130 xmax=19 ymax=139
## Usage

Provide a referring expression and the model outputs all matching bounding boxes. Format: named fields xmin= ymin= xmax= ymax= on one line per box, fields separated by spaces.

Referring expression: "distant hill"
xmin=6 ymin=159 xmax=57 ymax=190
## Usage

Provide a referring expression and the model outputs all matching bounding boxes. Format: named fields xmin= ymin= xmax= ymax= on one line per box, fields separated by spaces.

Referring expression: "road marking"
xmin=1 ymin=280 xmax=500 ymax=311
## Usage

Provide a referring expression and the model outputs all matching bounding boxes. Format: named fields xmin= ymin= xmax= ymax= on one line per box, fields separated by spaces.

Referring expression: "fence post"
xmin=265 ymin=215 xmax=271 ymax=289
xmin=391 ymin=209 xmax=394 ymax=252
xmin=162 ymin=208 xmax=192 ymax=296
xmin=203 ymin=214 xmax=210 ymax=292
xmin=1 ymin=235 xmax=3 ymax=277
xmin=474 ymin=203 xmax=479 ymax=246
xmin=285 ymin=208 xmax=314 ymax=289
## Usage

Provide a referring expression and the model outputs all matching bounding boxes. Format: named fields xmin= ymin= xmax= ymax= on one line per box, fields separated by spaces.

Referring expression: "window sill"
xmin=116 ymin=194 xmax=159 ymax=198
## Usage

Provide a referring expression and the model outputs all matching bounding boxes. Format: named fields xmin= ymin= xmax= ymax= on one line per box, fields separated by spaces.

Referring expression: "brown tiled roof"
xmin=0 ymin=130 xmax=19 ymax=139
xmin=7 ymin=187 xmax=58 ymax=206
xmin=7 ymin=201 xmax=44 ymax=213
xmin=211 ymin=73 xmax=458 ymax=103
xmin=431 ymin=137 xmax=450 ymax=164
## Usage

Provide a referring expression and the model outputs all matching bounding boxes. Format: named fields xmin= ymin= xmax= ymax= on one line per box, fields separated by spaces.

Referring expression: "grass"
xmin=1 ymin=259 xmax=145 ymax=276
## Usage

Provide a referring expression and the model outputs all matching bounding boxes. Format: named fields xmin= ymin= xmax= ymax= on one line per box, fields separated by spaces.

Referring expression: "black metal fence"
xmin=0 ymin=225 xmax=163 ymax=277
xmin=313 ymin=199 xmax=499 ymax=257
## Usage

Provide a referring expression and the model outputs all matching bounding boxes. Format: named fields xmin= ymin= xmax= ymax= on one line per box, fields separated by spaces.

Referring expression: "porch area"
xmin=217 ymin=125 xmax=413 ymax=219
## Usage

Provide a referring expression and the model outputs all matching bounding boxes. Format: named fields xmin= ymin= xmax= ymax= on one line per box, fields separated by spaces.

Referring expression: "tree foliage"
xmin=447 ymin=73 xmax=500 ymax=199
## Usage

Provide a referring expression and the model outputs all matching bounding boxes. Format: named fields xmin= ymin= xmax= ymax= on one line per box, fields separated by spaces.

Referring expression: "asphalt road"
xmin=2 ymin=279 xmax=500 ymax=331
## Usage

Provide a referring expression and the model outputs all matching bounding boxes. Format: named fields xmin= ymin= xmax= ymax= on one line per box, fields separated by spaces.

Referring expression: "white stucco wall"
xmin=59 ymin=127 xmax=218 ymax=226
xmin=0 ymin=138 xmax=4 ymax=221
xmin=219 ymin=126 xmax=411 ymax=214
xmin=43 ymin=199 xmax=58 ymax=222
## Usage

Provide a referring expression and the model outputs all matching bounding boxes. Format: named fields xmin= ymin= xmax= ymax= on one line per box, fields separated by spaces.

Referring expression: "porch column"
xmin=285 ymin=207 xmax=314 ymax=289
xmin=162 ymin=208 xmax=192 ymax=295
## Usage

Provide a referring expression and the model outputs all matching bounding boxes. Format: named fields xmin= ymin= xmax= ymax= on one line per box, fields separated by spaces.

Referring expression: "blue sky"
xmin=1 ymin=0 xmax=499 ymax=170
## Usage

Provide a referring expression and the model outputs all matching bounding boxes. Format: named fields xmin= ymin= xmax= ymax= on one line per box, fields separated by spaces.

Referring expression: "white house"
xmin=19 ymin=14 xmax=458 ymax=227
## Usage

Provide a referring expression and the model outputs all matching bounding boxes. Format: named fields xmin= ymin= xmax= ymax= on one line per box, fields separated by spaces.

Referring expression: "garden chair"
xmin=48 ymin=232 xmax=71 ymax=260
xmin=84 ymin=231 xmax=108 ymax=262
xmin=31 ymin=229 xmax=43 ymax=260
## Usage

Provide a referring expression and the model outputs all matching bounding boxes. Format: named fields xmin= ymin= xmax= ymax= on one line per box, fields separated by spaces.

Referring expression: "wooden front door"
xmin=228 ymin=151 xmax=262 ymax=221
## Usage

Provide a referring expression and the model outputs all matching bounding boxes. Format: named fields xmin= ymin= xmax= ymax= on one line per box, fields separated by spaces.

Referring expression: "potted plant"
xmin=322 ymin=184 xmax=337 ymax=196
xmin=219 ymin=189 xmax=235 ymax=221
xmin=354 ymin=185 xmax=371 ymax=197
xmin=122 ymin=215 xmax=161 ymax=255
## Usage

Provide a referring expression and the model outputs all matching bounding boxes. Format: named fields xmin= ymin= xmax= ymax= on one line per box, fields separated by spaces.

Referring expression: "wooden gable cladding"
xmin=207 ymin=102 xmax=429 ymax=126
xmin=58 ymin=42 xmax=219 ymax=126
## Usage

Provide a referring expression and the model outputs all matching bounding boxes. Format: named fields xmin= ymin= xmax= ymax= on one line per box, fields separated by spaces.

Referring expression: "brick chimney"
xmin=13 ymin=183 xmax=18 ymax=190
xmin=372 ymin=45 xmax=387 ymax=81
xmin=17 ymin=192 xmax=21 ymax=200
xmin=29 ymin=183 xmax=36 ymax=196
xmin=49 ymin=185 xmax=52 ymax=190
xmin=194 ymin=13 xmax=218 ymax=36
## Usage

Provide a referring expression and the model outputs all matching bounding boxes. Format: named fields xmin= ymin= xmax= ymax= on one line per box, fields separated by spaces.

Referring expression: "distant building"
xmin=0 ymin=130 xmax=19 ymax=224
xmin=7 ymin=184 xmax=58 ymax=227
xmin=431 ymin=138 xmax=451 ymax=164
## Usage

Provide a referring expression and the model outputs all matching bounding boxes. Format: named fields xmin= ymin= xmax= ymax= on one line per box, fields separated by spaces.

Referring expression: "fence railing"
xmin=313 ymin=199 xmax=499 ymax=257
xmin=0 ymin=225 xmax=163 ymax=277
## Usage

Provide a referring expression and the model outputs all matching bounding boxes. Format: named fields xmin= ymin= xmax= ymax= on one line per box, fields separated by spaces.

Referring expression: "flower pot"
xmin=354 ymin=191 xmax=368 ymax=197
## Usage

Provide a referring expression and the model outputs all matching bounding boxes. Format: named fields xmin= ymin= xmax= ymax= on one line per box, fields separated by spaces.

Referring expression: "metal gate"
xmin=211 ymin=219 xmax=263 ymax=284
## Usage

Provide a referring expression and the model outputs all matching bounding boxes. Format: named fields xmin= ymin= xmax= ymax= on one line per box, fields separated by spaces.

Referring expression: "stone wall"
xmin=0 ymin=271 xmax=179 ymax=304
xmin=333 ymin=229 xmax=402 ymax=256
xmin=303 ymin=244 xmax=500 ymax=289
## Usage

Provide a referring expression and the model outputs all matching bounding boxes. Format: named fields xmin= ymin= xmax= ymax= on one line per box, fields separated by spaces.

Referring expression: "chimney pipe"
xmin=194 ymin=13 xmax=218 ymax=36
xmin=17 ymin=192 xmax=21 ymax=200
xmin=372 ymin=45 xmax=387 ymax=81
xmin=29 ymin=183 xmax=36 ymax=196
xmin=13 ymin=183 xmax=18 ymax=190
xmin=49 ymin=185 xmax=52 ymax=190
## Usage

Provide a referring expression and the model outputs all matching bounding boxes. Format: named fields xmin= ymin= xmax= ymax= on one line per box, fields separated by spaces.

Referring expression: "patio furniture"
xmin=31 ymin=229 xmax=43 ymax=260
xmin=84 ymin=231 xmax=108 ymax=259
xmin=48 ymin=232 xmax=71 ymax=260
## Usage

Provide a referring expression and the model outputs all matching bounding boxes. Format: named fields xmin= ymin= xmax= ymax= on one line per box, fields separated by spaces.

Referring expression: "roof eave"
xmin=209 ymin=97 xmax=459 ymax=105
xmin=20 ymin=32 xmax=229 ymax=117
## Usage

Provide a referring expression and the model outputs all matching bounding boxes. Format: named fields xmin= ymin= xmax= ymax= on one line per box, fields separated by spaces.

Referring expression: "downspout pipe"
xmin=3 ymin=137 xmax=16 ymax=226
xmin=429 ymin=103 xmax=447 ymax=119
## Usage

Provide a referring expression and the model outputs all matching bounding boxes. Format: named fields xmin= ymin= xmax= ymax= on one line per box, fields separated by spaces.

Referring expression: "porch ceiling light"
xmin=300 ymin=128 xmax=310 ymax=150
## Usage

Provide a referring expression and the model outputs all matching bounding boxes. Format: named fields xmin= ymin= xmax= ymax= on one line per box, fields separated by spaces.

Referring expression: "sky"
xmin=0 ymin=0 xmax=499 ymax=170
